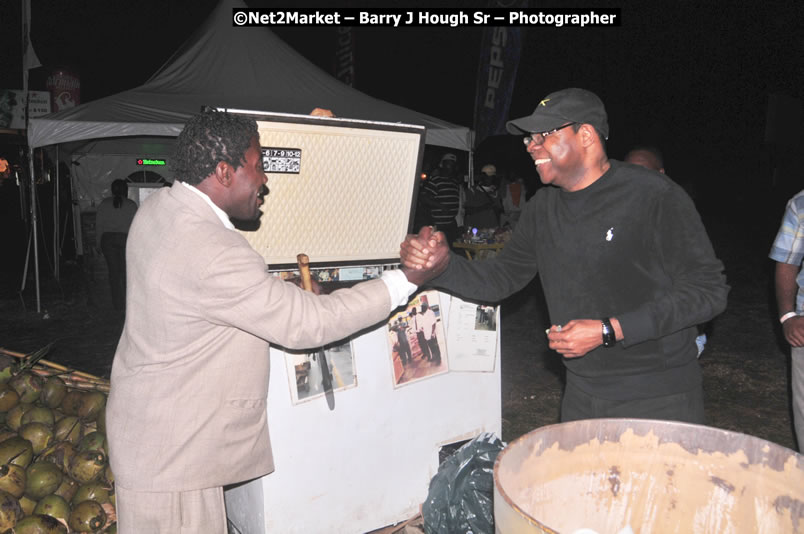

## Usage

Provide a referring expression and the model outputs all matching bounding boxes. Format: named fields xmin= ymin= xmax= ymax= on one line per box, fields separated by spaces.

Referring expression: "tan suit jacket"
xmin=107 ymin=183 xmax=391 ymax=492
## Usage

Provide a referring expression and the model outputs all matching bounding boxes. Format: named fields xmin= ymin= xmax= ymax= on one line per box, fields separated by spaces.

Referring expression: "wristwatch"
xmin=601 ymin=318 xmax=616 ymax=347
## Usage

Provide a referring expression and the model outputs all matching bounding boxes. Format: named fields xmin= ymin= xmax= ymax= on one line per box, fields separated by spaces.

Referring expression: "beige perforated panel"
xmin=238 ymin=119 xmax=423 ymax=267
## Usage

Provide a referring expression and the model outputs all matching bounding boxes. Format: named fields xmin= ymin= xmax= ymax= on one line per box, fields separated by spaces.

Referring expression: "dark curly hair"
xmin=171 ymin=110 xmax=259 ymax=185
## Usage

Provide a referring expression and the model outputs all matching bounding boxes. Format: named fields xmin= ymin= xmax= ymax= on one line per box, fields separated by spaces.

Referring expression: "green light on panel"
xmin=137 ymin=158 xmax=166 ymax=166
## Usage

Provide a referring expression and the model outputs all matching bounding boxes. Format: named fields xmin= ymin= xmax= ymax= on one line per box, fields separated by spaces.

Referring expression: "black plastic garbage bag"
xmin=422 ymin=432 xmax=506 ymax=534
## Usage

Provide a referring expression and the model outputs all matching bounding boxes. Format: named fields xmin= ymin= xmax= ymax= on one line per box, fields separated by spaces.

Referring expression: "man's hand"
xmin=546 ymin=319 xmax=621 ymax=358
xmin=400 ymin=226 xmax=450 ymax=286
xmin=784 ymin=316 xmax=804 ymax=347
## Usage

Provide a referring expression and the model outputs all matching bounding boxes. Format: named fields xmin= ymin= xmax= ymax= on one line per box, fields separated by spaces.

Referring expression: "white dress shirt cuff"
xmin=381 ymin=269 xmax=419 ymax=310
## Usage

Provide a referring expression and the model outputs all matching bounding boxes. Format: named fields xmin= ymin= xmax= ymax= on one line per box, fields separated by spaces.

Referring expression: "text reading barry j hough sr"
xmin=232 ymin=8 xmax=621 ymax=28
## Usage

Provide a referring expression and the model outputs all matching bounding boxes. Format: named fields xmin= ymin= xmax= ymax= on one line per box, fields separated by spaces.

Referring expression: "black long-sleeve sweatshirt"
xmin=431 ymin=160 xmax=729 ymax=400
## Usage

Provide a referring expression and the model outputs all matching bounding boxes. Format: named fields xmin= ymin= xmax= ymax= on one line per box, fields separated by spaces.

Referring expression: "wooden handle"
xmin=0 ymin=347 xmax=106 ymax=383
xmin=296 ymin=253 xmax=313 ymax=292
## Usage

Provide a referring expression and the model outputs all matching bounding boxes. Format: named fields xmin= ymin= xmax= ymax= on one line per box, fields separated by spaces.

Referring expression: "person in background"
xmin=623 ymin=146 xmax=665 ymax=174
xmin=499 ymin=171 xmax=527 ymax=229
xmin=770 ymin=189 xmax=804 ymax=451
xmin=94 ymin=179 xmax=137 ymax=312
xmin=624 ymin=146 xmax=709 ymax=357
xmin=419 ymin=300 xmax=441 ymax=365
xmin=107 ymin=110 xmax=437 ymax=532
xmin=410 ymin=306 xmax=431 ymax=362
xmin=401 ymin=88 xmax=728 ymax=424
xmin=392 ymin=318 xmax=413 ymax=365
xmin=462 ymin=163 xmax=501 ymax=230
xmin=419 ymin=153 xmax=462 ymax=246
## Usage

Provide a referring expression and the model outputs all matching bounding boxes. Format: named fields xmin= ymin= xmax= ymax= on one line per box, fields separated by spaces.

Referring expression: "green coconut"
xmin=0 ymin=355 xmax=15 ymax=384
xmin=95 ymin=407 xmax=106 ymax=434
xmin=77 ymin=392 xmax=106 ymax=423
xmin=68 ymin=500 xmax=106 ymax=532
xmin=20 ymin=406 xmax=54 ymax=428
xmin=0 ymin=384 xmax=20 ymax=413
xmin=17 ymin=423 xmax=53 ymax=455
xmin=40 ymin=377 xmax=68 ymax=410
xmin=52 ymin=416 xmax=82 ymax=445
xmin=38 ymin=441 xmax=75 ymax=473
xmin=72 ymin=482 xmax=110 ymax=506
xmin=5 ymin=403 xmax=33 ymax=432
xmin=52 ymin=476 xmax=78 ymax=503
xmin=11 ymin=513 xmax=69 ymax=534
xmin=8 ymin=372 xmax=43 ymax=404
xmin=33 ymin=494 xmax=71 ymax=523
xmin=0 ymin=463 xmax=26 ymax=499
xmin=58 ymin=391 xmax=84 ymax=417
xmin=24 ymin=461 xmax=63 ymax=501
xmin=0 ymin=488 xmax=23 ymax=531
xmin=69 ymin=451 xmax=106 ymax=484
xmin=77 ymin=432 xmax=106 ymax=454
xmin=103 ymin=465 xmax=114 ymax=486
xmin=18 ymin=495 xmax=37 ymax=516
xmin=0 ymin=437 xmax=34 ymax=468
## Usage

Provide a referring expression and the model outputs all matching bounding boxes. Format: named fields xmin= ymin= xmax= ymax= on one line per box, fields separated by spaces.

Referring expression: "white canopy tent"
xmin=23 ymin=0 xmax=471 ymax=311
xmin=27 ymin=0 xmax=471 ymax=152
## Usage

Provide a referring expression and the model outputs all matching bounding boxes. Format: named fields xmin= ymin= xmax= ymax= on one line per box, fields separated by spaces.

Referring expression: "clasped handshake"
xmin=398 ymin=226 xmax=604 ymax=360
xmin=399 ymin=226 xmax=451 ymax=287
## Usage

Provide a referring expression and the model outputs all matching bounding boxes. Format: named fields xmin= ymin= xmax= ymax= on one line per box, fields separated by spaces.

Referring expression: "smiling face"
xmin=525 ymin=125 xmax=586 ymax=190
xmin=228 ymin=136 xmax=268 ymax=221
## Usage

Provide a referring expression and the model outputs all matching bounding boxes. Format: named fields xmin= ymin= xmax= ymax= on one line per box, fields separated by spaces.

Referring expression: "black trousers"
xmin=398 ymin=340 xmax=412 ymax=364
xmin=416 ymin=332 xmax=431 ymax=360
xmin=101 ymin=232 xmax=128 ymax=311
xmin=560 ymin=380 xmax=705 ymax=424
xmin=425 ymin=336 xmax=441 ymax=364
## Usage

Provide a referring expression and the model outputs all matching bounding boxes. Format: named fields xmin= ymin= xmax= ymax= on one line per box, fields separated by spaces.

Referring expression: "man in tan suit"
xmin=107 ymin=111 xmax=446 ymax=532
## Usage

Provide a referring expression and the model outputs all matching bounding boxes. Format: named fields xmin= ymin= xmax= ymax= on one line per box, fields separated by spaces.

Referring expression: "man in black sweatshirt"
xmin=401 ymin=88 xmax=729 ymax=423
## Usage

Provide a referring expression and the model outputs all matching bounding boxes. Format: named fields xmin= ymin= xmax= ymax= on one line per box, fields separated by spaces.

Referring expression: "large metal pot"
xmin=494 ymin=419 xmax=804 ymax=533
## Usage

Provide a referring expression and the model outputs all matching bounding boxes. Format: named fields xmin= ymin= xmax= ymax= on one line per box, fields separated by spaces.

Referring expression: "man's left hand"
xmin=547 ymin=319 xmax=607 ymax=358
xmin=784 ymin=316 xmax=804 ymax=347
xmin=400 ymin=226 xmax=450 ymax=286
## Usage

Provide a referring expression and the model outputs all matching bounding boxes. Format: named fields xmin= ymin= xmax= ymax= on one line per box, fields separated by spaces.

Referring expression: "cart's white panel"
xmin=241 ymin=120 xmax=421 ymax=266
xmin=224 ymin=294 xmax=502 ymax=534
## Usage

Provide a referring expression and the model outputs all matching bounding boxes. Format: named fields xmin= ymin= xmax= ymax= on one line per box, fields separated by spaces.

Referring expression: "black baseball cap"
xmin=506 ymin=88 xmax=609 ymax=140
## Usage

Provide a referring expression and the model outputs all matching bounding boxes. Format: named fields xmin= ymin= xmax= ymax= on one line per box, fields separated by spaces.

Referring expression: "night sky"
xmin=2 ymin=0 xmax=803 ymax=211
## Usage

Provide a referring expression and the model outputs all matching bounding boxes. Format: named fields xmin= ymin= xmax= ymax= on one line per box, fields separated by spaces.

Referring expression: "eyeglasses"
xmin=523 ymin=123 xmax=577 ymax=146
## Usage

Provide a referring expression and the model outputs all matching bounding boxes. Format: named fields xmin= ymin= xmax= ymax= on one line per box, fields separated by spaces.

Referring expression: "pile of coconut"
xmin=0 ymin=348 xmax=115 ymax=533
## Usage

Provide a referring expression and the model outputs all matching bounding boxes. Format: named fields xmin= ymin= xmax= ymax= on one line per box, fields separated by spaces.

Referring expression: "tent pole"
xmin=469 ymin=130 xmax=476 ymax=186
xmin=71 ymin=171 xmax=82 ymax=263
xmin=54 ymin=145 xmax=60 ymax=281
xmin=20 ymin=227 xmax=32 ymax=293
xmin=28 ymin=150 xmax=40 ymax=313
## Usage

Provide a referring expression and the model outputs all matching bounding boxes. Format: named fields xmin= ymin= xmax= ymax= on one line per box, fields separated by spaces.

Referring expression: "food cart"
xmin=220 ymin=112 xmax=502 ymax=533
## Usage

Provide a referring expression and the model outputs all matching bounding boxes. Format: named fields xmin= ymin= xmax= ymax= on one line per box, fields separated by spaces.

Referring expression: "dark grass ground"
xmin=0 ymin=209 xmax=798 ymax=452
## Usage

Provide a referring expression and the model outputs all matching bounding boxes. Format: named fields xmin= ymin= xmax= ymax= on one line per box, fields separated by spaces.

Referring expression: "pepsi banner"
xmin=473 ymin=1 xmax=526 ymax=147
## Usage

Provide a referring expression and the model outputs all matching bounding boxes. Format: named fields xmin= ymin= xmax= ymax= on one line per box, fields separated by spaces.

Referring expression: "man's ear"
xmin=578 ymin=124 xmax=598 ymax=148
xmin=214 ymin=161 xmax=233 ymax=187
